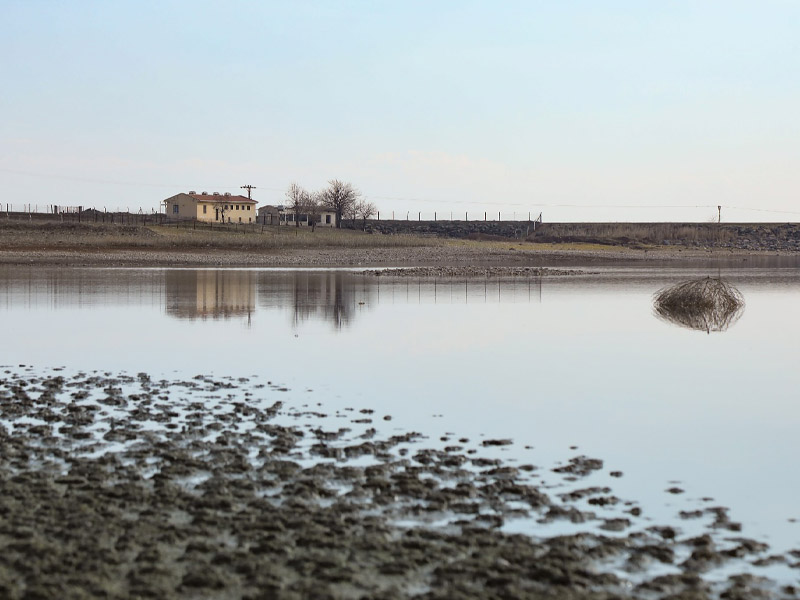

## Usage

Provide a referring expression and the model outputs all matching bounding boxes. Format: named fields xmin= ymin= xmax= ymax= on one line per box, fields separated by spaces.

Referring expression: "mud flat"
xmin=1 ymin=367 xmax=798 ymax=599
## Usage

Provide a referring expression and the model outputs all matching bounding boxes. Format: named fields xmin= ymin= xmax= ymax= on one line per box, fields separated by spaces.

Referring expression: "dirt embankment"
xmin=0 ymin=220 xmax=797 ymax=268
xmin=525 ymin=222 xmax=800 ymax=252
xmin=358 ymin=221 xmax=800 ymax=251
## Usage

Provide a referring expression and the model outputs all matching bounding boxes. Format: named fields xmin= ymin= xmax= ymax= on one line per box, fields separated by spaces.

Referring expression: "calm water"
xmin=2 ymin=264 xmax=799 ymax=572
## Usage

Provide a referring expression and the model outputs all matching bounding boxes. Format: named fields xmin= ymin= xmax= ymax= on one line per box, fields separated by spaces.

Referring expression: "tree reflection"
xmin=288 ymin=271 xmax=373 ymax=329
xmin=653 ymin=277 xmax=744 ymax=333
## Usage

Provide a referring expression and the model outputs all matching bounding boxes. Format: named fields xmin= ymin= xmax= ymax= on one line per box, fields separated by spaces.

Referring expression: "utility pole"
xmin=241 ymin=185 xmax=257 ymax=199
xmin=718 ymin=205 xmax=721 ymax=223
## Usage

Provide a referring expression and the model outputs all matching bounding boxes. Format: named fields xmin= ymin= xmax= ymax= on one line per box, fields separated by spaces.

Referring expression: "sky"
xmin=1 ymin=1 xmax=799 ymax=222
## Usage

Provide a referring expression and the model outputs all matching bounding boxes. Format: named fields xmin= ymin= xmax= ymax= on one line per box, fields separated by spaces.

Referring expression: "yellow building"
xmin=162 ymin=191 xmax=257 ymax=223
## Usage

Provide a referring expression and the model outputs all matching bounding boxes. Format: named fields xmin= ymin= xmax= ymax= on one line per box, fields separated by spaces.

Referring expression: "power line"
xmin=0 ymin=167 xmax=234 ymax=190
xmin=2 ymin=167 xmax=797 ymax=216
xmin=725 ymin=205 xmax=800 ymax=216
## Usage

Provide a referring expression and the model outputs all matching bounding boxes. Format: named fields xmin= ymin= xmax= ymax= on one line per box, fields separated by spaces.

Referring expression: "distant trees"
xmin=321 ymin=179 xmax=361 ymax=229
xmin=285 ymin=182 xmax=308 ymax=228
xmin=346 ymin=198 xmax=376 ymax=230
xmin=284 ymin=179 xmax=372 ymax=230
xmin=355 ymin=199 xmax=376 ymax=229
xmin=305 ymin=191 xmax=323 ymax=232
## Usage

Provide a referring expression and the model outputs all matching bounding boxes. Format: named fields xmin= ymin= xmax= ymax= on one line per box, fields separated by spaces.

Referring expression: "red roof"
xmin=188 ymin=193 xmax=256 ymax=203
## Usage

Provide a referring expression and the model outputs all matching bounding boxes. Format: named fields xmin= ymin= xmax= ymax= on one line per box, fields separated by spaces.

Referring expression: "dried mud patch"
xmin=0 ymin=369 xmax=796 ymax=599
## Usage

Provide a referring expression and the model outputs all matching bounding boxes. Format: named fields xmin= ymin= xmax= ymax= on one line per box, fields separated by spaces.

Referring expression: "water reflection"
xmin=654 ymin=277 xmax=745 ymax=333
xmin=298 ymin=272 xmax=375 ymax=329
xmin=3 ymin=267 xmax=800 ymax=564
xmin=161 ymin=270 xmax=544 ymax=328
xmin=0 ymin=266 xmax=163 ymax=308
xmin=262 ymin=271 xmax=376 ymax=330
xmin=165 ymin=270 xmax=255 ymax=320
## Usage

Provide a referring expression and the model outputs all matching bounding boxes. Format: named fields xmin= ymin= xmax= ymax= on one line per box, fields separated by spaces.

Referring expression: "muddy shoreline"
xmin=1 ymin=245 xmax=796 ymax=270
xmin=1 ymin=368 xmax=797 ymax=599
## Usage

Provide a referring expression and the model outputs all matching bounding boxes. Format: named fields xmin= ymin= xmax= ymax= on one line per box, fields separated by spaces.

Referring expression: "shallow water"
xmin=1 ymin=264 xmax=799 ymax=582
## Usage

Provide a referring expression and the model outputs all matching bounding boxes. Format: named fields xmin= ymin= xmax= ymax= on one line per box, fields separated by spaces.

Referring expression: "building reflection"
xmin=165 ymin=270 xmax=255 ymax=320
xmin=162 ymin=269 xmax=542 ymax=327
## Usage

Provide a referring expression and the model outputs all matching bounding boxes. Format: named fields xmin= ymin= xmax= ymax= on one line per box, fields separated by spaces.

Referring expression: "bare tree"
xmin=322 ymin=179 xmax=360 ymax=229
xmin=355 ymin=199 xmax=376 ymax=230
xmin=305 ymin=191 xmax=323 ymax=232
xmin=216 ymin=203 xmax=228 ymax=223
xmin=344 ymin=198 xmax=358 ymax=228
xmin=285 ymin=182 xmax=308 ymax=228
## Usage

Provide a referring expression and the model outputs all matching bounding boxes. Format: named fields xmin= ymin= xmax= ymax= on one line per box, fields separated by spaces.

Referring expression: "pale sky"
xmin=2 ymin=1 xmax=798 ymax=222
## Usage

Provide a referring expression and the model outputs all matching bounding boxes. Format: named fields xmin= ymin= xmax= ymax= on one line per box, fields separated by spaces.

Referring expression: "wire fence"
xmin=3 ymin=204 xmax=546 ymax=223
xmin=3 ymin=205 xmax=165 ymax=226
xmin=374 ymin=210 xmax=542 ymax=222
xmin=2 ymin=206 xmax=292 ymax=234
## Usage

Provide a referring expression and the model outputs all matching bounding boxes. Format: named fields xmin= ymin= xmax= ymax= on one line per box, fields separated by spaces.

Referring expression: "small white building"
xmin=257 ymin=204 xmax=336 ymax=227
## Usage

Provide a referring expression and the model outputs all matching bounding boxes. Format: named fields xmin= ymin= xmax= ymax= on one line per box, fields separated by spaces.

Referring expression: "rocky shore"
xmin=363 ymin=266 xmax=585 ymax=278
xmin=1 ymin=242 xmax=794 ymax=270
xmin=1 ymin=368 xmax=797 ymax=599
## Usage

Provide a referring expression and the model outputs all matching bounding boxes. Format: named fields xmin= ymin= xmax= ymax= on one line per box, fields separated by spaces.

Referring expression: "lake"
xmin=1 ymin=263 xmax=799 ymax=583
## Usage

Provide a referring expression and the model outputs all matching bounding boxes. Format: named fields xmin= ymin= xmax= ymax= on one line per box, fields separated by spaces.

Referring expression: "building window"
xmin=202 ymin=205 xmax=207 ymax=214
xmin=325 ymin=214 xmax=331 ymax=224
xmin=173 ymin=204 xmax=179 ymax=214
xmin=236 ymin=205 xmax=239 ymax=210
xmin=247 ymin=205 xmax=251 ymax=210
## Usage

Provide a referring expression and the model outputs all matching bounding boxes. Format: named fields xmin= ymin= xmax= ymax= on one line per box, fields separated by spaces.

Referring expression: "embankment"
xmin=355 ymin=220 xmax=800 ymax=251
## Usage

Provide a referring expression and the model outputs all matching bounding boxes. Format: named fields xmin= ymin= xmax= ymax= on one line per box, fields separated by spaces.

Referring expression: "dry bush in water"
xmin=654 ymin=277 xmax=745 ymax=333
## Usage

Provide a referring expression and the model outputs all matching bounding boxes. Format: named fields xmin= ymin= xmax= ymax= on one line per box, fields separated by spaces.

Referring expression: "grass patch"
xmin=0 ymin=221 xmax=442 ymax=250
